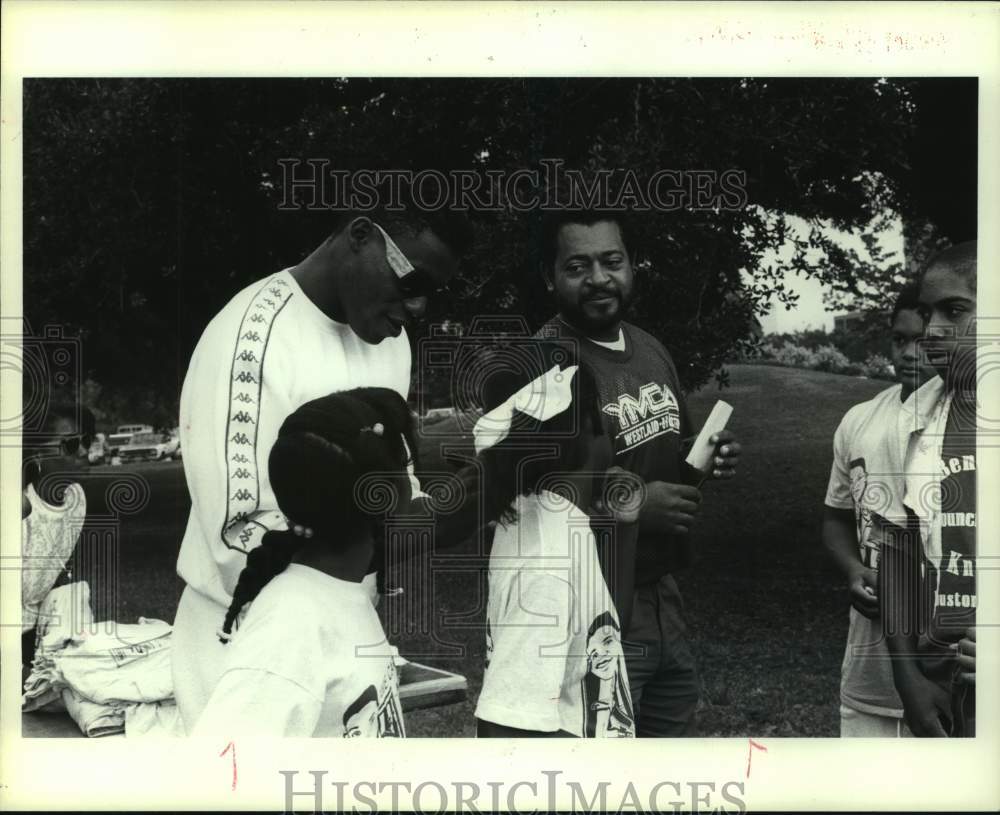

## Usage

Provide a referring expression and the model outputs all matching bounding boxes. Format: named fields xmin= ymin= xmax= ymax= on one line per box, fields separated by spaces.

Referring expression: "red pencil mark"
xmin=746 ymin=738 xmax=767 ymax=778
xmin=220 ymin=741 xmax=237 ymax=791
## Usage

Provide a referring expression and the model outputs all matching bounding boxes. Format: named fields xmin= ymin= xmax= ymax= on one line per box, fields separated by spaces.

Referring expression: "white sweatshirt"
xmin=176 ymin=269 xmax=417 ymax=608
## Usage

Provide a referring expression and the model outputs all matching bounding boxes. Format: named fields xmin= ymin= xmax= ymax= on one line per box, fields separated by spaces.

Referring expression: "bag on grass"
xmin=21 ymin=483 xmax=86 ymax=632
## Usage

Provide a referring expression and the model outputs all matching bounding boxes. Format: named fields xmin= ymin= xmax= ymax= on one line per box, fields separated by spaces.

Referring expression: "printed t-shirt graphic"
xmin=824 ymin=381 xmax=918 ymax=718
xmin=534 ymin=319 xmax=692 ymax=582
xmin=342 ymin=668 xmax=405 ymax=738
xmin=901 ymin=385 xmax=976 ymax=736
xmin=922 ymin=404 xmax=976 ymax=680
xmin=580 ymin=610 xmax=635 ymax=737
xmin=192 ymin=564 xmax=404 ymax=738
xmin=603 ymin=381 xmax=682 ymax=453
xmin=475 ymin=492 xmax=635 ymax=737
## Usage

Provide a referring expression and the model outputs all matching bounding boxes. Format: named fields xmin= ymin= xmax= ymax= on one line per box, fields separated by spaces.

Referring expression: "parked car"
xmin=423 ymin=407 xmax=457 ymax=422
xmin=117 ymin=423 xmax=153 ymax=436
xmin=161 ymin=430 xmax=181 ymax=459
xmin=170 ymin=427 xmax=182 ymax=460
xmin=116 ymin=431 xmax=177 ymax=464
xmin=107 ymin=424 xmax=154 ymax=456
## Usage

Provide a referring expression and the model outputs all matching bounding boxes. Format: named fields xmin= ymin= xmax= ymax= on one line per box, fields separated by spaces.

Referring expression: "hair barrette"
xmin=362 ymin=422 xmax=385 ymax=437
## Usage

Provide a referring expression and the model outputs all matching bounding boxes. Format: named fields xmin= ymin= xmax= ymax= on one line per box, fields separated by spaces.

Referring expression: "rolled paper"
xmin=684 ymin=400 xmax=733 ymax=473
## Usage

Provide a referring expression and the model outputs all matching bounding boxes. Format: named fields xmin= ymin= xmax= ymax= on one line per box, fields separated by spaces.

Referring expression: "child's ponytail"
xmin=219 ymin=529 xmax=304 ymax=642
xmin=218 ymin=388 xmax=414 ymax=643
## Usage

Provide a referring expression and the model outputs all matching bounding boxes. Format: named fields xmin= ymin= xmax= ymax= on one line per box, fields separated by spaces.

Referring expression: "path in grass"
xmin=79 ymin=364 xmax=890 ymax=737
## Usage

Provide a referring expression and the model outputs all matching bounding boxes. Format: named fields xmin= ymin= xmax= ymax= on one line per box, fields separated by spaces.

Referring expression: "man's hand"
xmin=708 ymin=430 xmax=741 ymax=480
xmin=597 ymin=466 xmax=645 ymax=525
xmin=639 ymin=480 xmax=702 ymax=535
xmin=848 ymin=565 xmax=879 ymax=619
xmin=898 ymin=671 xmax=952 ymax=737
xmin=957 ymin=627 xmax=976 ymax=685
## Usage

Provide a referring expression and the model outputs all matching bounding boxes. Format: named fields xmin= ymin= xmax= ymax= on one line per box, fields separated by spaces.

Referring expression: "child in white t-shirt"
xmin=473 ymin=359 xmax=641 ymax=738
xmin=191 ymin=388 xmax=412 ymax=738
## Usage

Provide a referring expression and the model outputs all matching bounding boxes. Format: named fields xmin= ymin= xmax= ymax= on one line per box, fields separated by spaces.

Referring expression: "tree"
xmin=22 ymin=77 xmax=973 ymax=419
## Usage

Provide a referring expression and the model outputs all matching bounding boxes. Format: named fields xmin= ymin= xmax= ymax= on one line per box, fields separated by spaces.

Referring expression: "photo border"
xmin=2 ymin=2 xmax=998 ymax=811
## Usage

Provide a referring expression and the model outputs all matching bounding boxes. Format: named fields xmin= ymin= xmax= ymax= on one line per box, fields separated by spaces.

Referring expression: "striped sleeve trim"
xmin=220 ymin=276 xmax=293 ymax=552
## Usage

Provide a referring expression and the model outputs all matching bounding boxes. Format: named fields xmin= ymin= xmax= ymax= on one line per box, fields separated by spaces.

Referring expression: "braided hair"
xmin=219 ymin=388 xmax=413 ymax=642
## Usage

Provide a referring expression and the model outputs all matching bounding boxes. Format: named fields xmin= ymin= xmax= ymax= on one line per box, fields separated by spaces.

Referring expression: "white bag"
xmin=21 ymin=483 xmax=86 ymax=632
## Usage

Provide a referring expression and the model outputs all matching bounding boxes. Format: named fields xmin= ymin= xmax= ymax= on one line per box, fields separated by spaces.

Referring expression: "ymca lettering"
xmin=602 ymin=382 xmax=681 ymax=453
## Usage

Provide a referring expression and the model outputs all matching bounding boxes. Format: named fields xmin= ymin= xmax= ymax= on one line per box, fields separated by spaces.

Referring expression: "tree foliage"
xmin=22 ymin=78 xmax=970 ymax=423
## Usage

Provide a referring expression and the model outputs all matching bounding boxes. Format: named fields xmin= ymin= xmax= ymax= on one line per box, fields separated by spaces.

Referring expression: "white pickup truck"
xmin=115 ymin=430 xmax=181 ymax=464
xmin=106 ymin=424 xmax=153 ymax=458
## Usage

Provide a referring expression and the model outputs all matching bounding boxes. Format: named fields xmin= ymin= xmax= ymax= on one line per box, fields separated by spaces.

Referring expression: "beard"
xmin=563 ymin=287 xmax=632 ymax=334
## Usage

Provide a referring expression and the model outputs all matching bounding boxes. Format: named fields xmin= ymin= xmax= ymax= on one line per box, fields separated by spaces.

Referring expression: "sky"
xmin=754 ymin=212 xmax=905 ymax=336
xmin=758 ymin=273 xmax=834 ymax=334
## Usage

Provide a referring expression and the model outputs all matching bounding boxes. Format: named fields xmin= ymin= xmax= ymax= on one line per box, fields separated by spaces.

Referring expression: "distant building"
xmin=833 ymin=311 xmax=866 ymax=332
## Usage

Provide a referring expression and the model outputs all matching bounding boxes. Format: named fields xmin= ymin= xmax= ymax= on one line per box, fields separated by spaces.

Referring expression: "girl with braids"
xmin=473 ymin=349 xmax=641 ymax=738
xmin=191 ymin=388 xmax=409 ymax=738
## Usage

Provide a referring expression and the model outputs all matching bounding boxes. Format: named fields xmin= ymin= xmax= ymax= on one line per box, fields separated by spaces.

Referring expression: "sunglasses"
xmin=373 ymin=223 xmax=450 ymax=301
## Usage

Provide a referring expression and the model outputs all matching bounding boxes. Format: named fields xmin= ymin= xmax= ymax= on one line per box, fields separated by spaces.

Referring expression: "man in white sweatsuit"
xmin=173 ymin=210 xmax=473 ymax=732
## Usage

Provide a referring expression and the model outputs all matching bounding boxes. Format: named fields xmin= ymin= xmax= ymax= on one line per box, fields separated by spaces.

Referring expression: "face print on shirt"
xmin=587 ymin=623 xmax=621 ymax=681
xmin=341 ymin=663 xmax=405 ymax=739
xmin=343 ymin=685 xmax=380 ymax=738
xmin=581 ymin=612 xmax=635 ymax=738
xmin=848 ymin=458 xmax=876 ymax=568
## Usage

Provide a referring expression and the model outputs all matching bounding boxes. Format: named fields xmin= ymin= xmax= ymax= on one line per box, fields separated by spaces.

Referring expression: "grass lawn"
xmin=68 ymin=363 xmax=891 ymax=737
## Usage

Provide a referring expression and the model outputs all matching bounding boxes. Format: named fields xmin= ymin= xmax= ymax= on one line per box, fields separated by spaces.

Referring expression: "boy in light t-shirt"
xmin=822 ymin=285 xmax=938 ymax=737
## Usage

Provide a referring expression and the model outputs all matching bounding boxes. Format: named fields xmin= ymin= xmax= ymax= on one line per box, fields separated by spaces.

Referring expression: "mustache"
xmin=582 ymin=288 xmax=621 ymax=301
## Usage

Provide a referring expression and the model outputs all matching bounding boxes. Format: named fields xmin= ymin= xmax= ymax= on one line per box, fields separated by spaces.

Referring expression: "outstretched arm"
xmin=369 ymin=462 xmax=489 ymax=579
xmin=598 ymin=466 xmax=642 ymax=633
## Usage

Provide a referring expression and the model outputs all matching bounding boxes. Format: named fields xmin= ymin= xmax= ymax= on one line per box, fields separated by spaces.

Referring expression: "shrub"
xmin=859 ymin=353 xmax=895 ymax=380
xmin=764 ymin=316 xmax=889 ymax=367
xmin=766 ymin=342 xmax=817 ymax=369
xmin=752 ymin=340 xmax=874 ymax=377
xmin=811 ymin=344 xmax=852 ymax=373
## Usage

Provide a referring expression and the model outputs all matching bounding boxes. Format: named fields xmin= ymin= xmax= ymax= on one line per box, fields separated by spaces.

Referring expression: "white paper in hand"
xmin=685 ymin=400 xmax=733 ymax=473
